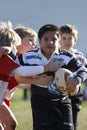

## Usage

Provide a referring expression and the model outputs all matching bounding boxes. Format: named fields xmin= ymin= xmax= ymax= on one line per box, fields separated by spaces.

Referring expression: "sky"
xmin=0 ymin=0 xmax=87 ymax=55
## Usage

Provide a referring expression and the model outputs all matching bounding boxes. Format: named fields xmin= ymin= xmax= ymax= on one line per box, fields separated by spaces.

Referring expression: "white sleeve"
xmin=11 ymin=66 xmax=44 ymax=76
xmin=0 ymin=81 xmax=8 ymax=104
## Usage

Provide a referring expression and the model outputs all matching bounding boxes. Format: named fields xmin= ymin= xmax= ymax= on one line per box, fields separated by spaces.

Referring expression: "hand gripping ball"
xmin=55 ymin=68 xmax=79 ymax=96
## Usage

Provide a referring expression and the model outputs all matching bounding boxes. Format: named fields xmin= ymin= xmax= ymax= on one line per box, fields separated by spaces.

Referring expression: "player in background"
xmin=59 ymin=24 xmax=87 ymax=130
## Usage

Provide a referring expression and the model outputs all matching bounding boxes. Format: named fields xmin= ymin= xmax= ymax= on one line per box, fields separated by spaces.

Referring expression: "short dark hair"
xmin=60 ymin=24 xmax=72 ymax=34
xmin=59 ymin=24 xmax=78 ymax=42
xmin=38 ymin=24 xmax=60 ymax=40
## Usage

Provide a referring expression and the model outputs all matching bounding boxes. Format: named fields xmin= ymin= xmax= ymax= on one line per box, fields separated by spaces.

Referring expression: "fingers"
xmin=66 ymin=80 xmax=76 ymax=92
xmin=38 ymin=75 xmax=54 ymax=86
xmin=48 ymin=62 xmax=62 ymax=72
xmin=0 ymin=47 xmax=10 ymax=57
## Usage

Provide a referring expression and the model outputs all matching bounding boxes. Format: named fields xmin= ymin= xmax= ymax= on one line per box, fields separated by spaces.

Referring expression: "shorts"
xmin=31 ymin=94 xmax=74 ymax=130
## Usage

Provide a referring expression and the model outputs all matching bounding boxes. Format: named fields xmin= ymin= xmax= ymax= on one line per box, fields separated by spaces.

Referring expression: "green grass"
xmin=11 ymin=88 xmax=87 ymax=130
xmin=78 ymin=101 xmax=87 ymax=130
xmin=11 ymin=88 xmax=33 ymax=130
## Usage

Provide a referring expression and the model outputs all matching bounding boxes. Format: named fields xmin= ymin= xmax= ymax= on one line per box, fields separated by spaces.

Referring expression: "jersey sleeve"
xmin=59 ymin=50 xmax=87 ymax=83
xmin=11 ymin=52 xmax=44 ymax=76
xmin=11 ymin=65 xmax=44 ymax=76
xmin=8 ymin=76 xmax=18 ymax=90
xmin=0 ymin=55 xmax=20 ymax=76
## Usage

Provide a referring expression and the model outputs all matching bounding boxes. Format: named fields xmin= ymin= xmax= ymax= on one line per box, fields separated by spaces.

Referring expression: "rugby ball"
xmin=55 ymin=68 xmax=79 ymax=96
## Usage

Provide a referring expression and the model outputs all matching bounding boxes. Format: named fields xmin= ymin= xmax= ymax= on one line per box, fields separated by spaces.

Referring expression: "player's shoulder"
xmin=27 ymin=48 xmax=39 ymax=53
xmin=73 ymin=49 xmax=83 ymax=56
xmin=25 ymin=48 xmax=39 ymax=55
xmin=20 ymin=48 xmax=39 ymax=58
xmin=59 ymin=49 xmax=73 ymax=58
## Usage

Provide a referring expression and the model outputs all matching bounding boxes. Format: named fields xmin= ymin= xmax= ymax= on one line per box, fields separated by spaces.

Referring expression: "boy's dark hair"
xmin=59 ymin=24 xmax=72 ymax=34
xmin=38 ymin=24 xmax=60 ymax=40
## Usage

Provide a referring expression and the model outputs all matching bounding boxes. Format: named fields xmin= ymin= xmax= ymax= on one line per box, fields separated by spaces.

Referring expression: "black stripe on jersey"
xmin=18 ymin=54 xmax=40 ymax=66
xmin=63 ymin=58 xmax=81 ymax=72
xmin=59 ymin=50 xmax=73 ymax=58
xmin=75 ymin=70 xmax=87 ymax=83
xmin=18 ymin=54 xmax=25 ymax=65
xmin=27 ymin=48 xmax=39 ymax=53
xmin=85 ymin=64 xmax=87 ymax=68
xmin=9 ymin=51 xmax=16 ymax=60
xmin=18 ymin=54 xmax=31 ymax=66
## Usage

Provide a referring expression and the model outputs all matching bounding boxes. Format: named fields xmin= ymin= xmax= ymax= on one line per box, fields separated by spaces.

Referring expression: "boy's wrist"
xmin=44 ymin=65 xmax=49 ymax=72
xmin=74 ymin=77 xmax=82 ymax=84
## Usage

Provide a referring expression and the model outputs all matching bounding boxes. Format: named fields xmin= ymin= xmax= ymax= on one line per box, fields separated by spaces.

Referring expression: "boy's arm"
xmin=11 ymin=58 xmax=62 ymax=76
xmin=11 ymin=65 xmax=44 ymax=76
xmin=14 ymin=74 xmax=54 ymax=86
xmin=0 ymin=54 xmax=61 ymax=77
xmin=0 ymin=55 xmax=19 ymax=76
xmin=66 ymin=66 xmax=87 ymax=93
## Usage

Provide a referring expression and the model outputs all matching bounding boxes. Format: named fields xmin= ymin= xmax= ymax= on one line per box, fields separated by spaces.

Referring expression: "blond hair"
xmin=14 ymin=25 xmax=37 ymax=43
xmin=0 ymin=21 xmax=21 ymax=48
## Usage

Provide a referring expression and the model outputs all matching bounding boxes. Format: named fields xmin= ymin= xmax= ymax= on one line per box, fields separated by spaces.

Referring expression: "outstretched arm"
xmin=14 ymin=74 xmax=54 ymax=86
xmin=0 ymin=47 xmax=62 ymax=76
xmin=11 ymin=58 xmax=62 ymax=76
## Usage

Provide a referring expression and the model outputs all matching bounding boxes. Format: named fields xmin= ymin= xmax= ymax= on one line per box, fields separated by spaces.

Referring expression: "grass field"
xmin=11 ymin=88 xmax=87 ymax=130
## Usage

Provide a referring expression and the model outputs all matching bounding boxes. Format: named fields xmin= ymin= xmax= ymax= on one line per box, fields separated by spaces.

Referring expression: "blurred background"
xmin=0 ymin=1 xmax=87 ymax=129
xmin=0 ymin=0 xmax=87 ymax=55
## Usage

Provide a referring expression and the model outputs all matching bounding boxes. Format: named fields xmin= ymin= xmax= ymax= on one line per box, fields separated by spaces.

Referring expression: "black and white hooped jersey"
xmin=72 ymin=49 xmax=87 ymax=66
xmin=59 ymin=48 xmax=87 ymax=66
xmin=17 ymin=48 xmax=87 ymax=99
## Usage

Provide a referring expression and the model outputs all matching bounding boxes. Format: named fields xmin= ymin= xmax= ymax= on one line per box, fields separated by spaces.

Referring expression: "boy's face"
xmin=59 ymin=33 xmax=75 ymax=51
xmin=39 ymin=31 xmax=59 ymax=59
xmin=17 ymin=34 xmax=36 ymax=54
